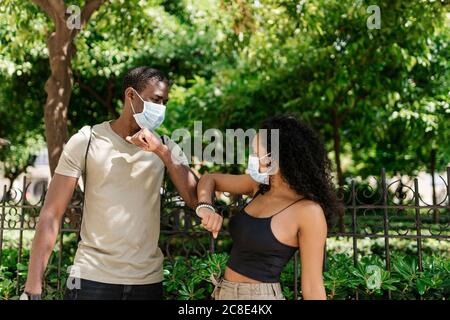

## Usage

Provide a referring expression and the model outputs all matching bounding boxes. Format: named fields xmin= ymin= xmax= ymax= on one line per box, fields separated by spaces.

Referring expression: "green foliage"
xmin=323 ymin=253 xmax=360 ymax=299
xmin=161 ymin=252 xmax=450 ymax=300
xmin=1 ymin=0 xmax=449 ymax=183
xmin=0 ymin=239 xmax=448 ymax=300
xmin=322 ymin=253 xmax=450 ymax=300
xmin=391 ymin=254 xmax=450 ymax=299
xmin=163 ymin=253 xmax=228 ymax=300
xmin=175 ymin=0 xmax=450 ymax=178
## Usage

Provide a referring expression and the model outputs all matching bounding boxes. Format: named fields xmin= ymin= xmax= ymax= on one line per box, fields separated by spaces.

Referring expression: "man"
xmin=22 ymin=66 xmax=222 ymax=300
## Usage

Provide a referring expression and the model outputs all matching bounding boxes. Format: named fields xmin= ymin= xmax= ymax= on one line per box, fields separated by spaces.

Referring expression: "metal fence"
xmin=0 ymin=167 xmax=449 ymax=299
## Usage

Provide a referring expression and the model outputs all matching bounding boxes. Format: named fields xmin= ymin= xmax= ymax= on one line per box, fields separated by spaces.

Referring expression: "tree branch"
xmin=34 ymin=0 xmax=105 ymax=38
xmin=81 ymin=0 xmax=106 ymax=26
xmin=31 ymin=0 xmax=54 ymax=17
xmin=69 ymin=0 xmax=106 ymax=39
xmin=32 ymin=0 xmax=66 ymax=31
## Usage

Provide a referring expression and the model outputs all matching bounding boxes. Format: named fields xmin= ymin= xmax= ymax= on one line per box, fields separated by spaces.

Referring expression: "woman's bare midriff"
xmin=224 ymin=267 xmax=262 ymax=283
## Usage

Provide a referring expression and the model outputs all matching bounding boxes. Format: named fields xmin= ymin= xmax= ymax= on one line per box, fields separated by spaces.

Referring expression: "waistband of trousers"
xmin=211 ymin=274 xmax=282 ymax=296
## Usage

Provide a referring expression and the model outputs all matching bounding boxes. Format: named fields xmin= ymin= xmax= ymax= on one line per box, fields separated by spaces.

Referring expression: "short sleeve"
xmin=54 ymin=126 xmax=91 ymax=178
xmin=163 ymin=135 xmax=189 ymax=166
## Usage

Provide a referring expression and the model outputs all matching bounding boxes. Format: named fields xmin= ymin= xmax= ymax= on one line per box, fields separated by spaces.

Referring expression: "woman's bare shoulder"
xmin=287 ymin=199 xmax=326 ymax=228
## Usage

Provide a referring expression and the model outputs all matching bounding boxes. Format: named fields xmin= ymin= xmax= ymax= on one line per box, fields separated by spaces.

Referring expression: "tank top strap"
xmin=270 ymin=197 xmax=307 ymax=218
xmin=242 ymin=189 xmax=262 ymax=210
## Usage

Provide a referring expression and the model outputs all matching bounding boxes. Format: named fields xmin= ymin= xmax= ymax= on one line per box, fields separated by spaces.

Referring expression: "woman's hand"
xmin=195 ymin=173 xmax=258 ymax=239
xmin=196 ymin=207 xmax=223 ymax=239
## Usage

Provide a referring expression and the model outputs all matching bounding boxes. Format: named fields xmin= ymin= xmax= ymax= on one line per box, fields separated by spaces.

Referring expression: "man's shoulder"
xmin=74 ymin=121 xmax=108 ymax=138
xmin=65 ymin=122 xmax=107 ymax=151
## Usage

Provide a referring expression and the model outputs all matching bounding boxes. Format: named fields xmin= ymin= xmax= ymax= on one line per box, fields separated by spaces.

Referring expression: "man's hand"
xmin=126 ymin=128 xmax=163 ymax=153
xmin=196 ymin=207 xmax=223 ymax=239
xmin=127 ymin=128 xmax=198 ymax=208
xmin=24 ymin=174 xmax=78 ymax=298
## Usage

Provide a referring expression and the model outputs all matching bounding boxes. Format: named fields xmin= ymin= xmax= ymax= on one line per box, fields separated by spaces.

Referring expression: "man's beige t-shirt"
xmin=55 ymin=121 xmax=188 ymax=285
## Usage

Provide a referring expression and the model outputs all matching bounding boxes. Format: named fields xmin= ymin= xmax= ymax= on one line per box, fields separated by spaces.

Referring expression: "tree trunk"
xmin=32 ymin=0 xmax=105 ymax=175
xmin=44 ymin=31 xmax=74 ymax=175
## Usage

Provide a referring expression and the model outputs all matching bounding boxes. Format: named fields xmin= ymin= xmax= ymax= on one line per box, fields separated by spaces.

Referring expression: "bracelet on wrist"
xmin=195 ymin=203 xmax=216 ymax=217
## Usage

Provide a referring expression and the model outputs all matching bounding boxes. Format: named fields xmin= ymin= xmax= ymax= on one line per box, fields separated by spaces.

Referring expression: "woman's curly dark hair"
xmin=259 ymin=114 xmax=341 ymax=226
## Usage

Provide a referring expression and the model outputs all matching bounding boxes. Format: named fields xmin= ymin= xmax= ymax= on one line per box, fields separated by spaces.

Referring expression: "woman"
xmin=195 ymin=115 xmax=339 ymax=300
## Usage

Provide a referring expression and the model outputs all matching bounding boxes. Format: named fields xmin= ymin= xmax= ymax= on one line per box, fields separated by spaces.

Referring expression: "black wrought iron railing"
xmin=0 ymin=167 xmax=449 ymax=299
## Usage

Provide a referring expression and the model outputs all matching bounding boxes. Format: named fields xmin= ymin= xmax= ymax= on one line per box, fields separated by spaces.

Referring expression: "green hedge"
xmin=161 ymin=252 xmax=450 ymax=300
xmin=1 ymin=247 xmax=449 ymax=300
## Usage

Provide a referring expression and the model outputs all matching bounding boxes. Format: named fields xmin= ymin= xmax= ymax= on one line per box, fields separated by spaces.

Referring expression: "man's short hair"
xmin=122 ymin=66 xmax=169 ymax=96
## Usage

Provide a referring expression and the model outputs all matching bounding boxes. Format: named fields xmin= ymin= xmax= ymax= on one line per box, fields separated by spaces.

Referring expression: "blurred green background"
xmin=0 ymin=0 xmax=450 ymax=300
xmin=0 ymin=0 xmax=449 ymax=182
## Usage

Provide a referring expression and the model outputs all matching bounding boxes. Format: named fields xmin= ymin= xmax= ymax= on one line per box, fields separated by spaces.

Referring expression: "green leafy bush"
xmin=161 ymin=252 xmax=450 ymax=300
xmin=1 ymin=245 xmax=448 ymax=300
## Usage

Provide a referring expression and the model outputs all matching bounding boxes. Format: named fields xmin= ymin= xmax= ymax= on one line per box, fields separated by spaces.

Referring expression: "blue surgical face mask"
xmin=247 ymin=153 xmax=272 ymax=185
xmin=130 ymin=89 xmax=166 ymax=130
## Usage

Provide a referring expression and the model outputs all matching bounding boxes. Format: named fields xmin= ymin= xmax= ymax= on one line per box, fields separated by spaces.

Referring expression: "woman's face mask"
xmin=247 ymin=153 xmax=273 ymax=185
xmin=130 ymin=89 xmax=166 ymax=130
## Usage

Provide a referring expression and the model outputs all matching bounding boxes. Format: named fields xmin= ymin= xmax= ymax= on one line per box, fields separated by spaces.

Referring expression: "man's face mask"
xmin=130 ymin=88 xmax=166 ymax=130
xmin=247 ymin=153 xmax=273 ymax=185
